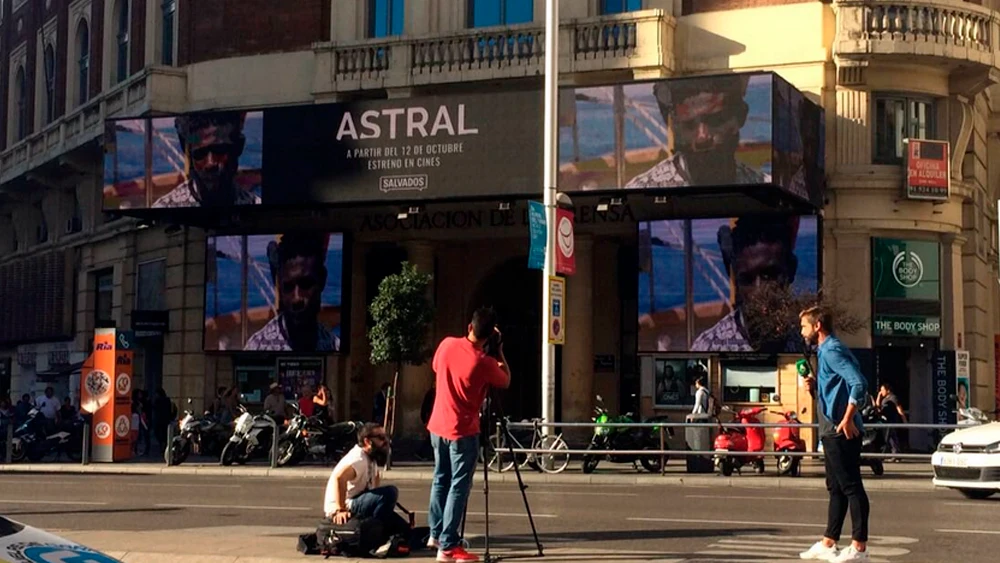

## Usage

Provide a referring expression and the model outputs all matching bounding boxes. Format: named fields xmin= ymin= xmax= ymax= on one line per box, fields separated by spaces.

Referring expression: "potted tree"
xmin=368 ymin=261 xmax=434 ymax=467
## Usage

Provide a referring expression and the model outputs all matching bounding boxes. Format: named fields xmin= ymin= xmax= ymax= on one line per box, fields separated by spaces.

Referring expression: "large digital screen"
xmin=638 ymin=215 xmax=818 ymax=353
xmin=558 ymin=72 xmax=824 ymax=206
xmin=204 ymin=233 xmax=344 ymax=352
xmin=103 ymin=111 xmax=264 ymax=209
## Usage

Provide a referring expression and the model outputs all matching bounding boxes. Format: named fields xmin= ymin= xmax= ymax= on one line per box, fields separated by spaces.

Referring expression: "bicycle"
xmin=484 ymin=417 xmax=570 ymax=474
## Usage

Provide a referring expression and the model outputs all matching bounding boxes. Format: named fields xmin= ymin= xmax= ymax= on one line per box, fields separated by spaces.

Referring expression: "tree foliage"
xmin=368 ymin=261 xmax=435 ymax=369
xmin=740 ymin=282 xmax=868 ymax=354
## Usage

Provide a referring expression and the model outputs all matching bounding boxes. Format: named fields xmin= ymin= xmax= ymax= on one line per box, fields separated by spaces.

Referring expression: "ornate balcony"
xmin=314 ymin=9 xmax=675 ymax=93
xmin=835 ymin=0 xmax=1000 ymax=70
xmin=0 ymin=67 xmax=187 ymax=187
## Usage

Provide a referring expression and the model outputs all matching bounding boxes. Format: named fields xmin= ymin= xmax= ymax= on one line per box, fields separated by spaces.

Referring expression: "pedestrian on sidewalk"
xmin=426 ymin=307 xmax=511 ymax=563
xmin=798 ymin=306 xmax=871 ymax=563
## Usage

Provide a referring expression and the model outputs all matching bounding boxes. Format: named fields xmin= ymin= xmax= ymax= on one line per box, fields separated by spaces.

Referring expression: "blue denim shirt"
xmin=817 ymin=336 xmax=867 ymax=437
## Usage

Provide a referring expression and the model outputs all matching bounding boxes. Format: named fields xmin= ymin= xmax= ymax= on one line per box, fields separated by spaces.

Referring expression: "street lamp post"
xmin=541 ymin=0 xmax=559 ymax=432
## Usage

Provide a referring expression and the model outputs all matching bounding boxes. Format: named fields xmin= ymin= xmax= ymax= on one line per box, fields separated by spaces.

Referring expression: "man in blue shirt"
xmin=798 ymin=306 xmax=870 ymax=563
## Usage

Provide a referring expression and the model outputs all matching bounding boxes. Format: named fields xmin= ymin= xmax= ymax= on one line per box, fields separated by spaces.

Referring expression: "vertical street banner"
xmin=548 ymin=277 xmax=566 ymax=345
xmin=113 ymin=331 xmax=134 ymax=461
xmin=932 ymin=350 xmax=957 ymax=426
xmin=527 ymin=201 xmax=546 ymax=270
xmin=84 ymin=328 xmax=116 ymax=463
xmin=904 ymin=139 xmax=950 ymax=201
xmin=555 ymin=207 xmax=576 ymax=276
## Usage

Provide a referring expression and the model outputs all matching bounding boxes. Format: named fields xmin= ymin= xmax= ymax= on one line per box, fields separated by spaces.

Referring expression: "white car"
xmin=931 ymin=419 xmax=1000 ymax=500
xmin=0 ymin=516 xmax=120 ymax=562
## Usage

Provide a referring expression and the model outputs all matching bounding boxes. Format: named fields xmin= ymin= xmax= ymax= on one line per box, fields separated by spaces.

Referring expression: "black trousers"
xmin=822 ymin=435 xmax=870 ymax=543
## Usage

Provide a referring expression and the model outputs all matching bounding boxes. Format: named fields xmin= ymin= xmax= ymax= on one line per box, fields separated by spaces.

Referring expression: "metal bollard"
xmin=270 ymin=418 xmax=279 ymax=469
xmin=165 ymin=422 xmax=176 ymax=467
xmin=4 ymin=422 xmax=13 ymax=464
xmin=659 ymin=426 xmax=666 ymax=476
xmin=82 ymin=422 xmax=90 ymax=466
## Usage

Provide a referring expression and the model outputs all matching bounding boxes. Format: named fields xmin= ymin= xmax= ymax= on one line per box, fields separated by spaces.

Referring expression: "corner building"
xmin=1 ymin=0 xmax=997 ymax=453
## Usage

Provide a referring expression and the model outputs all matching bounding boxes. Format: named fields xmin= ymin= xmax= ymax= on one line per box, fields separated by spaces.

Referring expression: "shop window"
xmin=95 ymin=269 xmax=114 ymax=327
xmin=601 ymin=0 xmax=641 ymax=14
xmin=874 ymin=94 xmax=935 ymax=164
xmin=234 ymin=357 xmax=277 ymax=405
xmin=722 ymin=363 xmax=777 ymax=403
xmin=468 ymin=0 xmax=533 ymax=27
xmin=651 ymin=357 xmax=709 ymax=408
xmin=368 ymin=0 xmax=404 ymax=37
xmin=136 ymin=259 xmax=166 ymax=310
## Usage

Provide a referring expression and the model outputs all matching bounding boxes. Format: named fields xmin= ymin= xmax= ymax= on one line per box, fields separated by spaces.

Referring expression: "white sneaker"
xmin=832 ymin=546 xmax=870 ymax=562
xmin=800 ymin=541 xmax=839 ymax=561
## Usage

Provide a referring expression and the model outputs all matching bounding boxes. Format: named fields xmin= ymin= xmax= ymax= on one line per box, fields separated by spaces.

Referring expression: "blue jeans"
xmin=428 ymin=433 xmax=479 ymax=550
xmin=350 ymin=485 xmax=409 ymax=536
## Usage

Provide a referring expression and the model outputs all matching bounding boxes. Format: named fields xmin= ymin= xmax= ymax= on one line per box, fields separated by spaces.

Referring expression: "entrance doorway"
xmin=875 ymin=341 xmax=936 ymax=451
xmin=467 ymin=257 xmax=542 ymax=422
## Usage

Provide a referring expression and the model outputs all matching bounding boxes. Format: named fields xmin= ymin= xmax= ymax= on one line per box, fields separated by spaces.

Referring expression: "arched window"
xmin=15 ymin=66 xmax=27 ymax=141
xmin=161 ymin=0 xmax=176 ymax=65
xmin=44 ymin=44 xmax=56 ymax=124
xmin=77 ymin=20 xmax=90 ymax=105
xmin=115 ymin=0 xmax=130 ymax=83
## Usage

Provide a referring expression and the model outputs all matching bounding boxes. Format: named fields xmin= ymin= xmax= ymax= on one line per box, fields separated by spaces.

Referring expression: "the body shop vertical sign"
xmin=905 ymin=139 xmax=950 ymax=201
xmin=932 ymin=350 xmax=956 ymax=426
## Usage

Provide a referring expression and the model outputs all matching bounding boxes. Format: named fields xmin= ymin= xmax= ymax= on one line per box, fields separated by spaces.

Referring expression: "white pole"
xmin=541 ymin=0 xmax=559 ymax=432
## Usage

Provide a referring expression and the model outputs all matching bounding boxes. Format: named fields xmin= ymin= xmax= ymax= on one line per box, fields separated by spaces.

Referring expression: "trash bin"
xmin=685 ymin=413 xmax=714 ymax=473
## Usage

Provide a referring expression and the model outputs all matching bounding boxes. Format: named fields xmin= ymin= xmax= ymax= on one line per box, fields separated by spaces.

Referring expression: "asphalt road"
xmin=1 ymin=473 xmax=997 ymax=562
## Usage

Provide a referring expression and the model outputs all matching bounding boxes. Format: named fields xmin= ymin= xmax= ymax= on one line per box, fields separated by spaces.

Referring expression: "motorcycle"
xmin=220 ymin=404 xmax=277 ymax=466
xmin=772 ymin=408 xmax=806 ymax=476
xmin=169 ymin=399 xmax=230 ymax=466
xmin=713 ymin=405 xmax=767 ymax=476
xmin=582 ymin=394 xmax=674 ymax=474
xmin=10 ymin=408 xmax=84 ymax=463
xmin=275 ymin=401 xmax=360 ymax=467
xmin=859 ymin=402 xmax=886 ymax=476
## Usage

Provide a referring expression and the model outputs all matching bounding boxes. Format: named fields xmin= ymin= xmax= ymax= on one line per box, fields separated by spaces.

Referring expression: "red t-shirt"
xmin=427 ymin=336 xmax=510 ymax=440
xmin=298 ymin=396 xmax=315 ymax=417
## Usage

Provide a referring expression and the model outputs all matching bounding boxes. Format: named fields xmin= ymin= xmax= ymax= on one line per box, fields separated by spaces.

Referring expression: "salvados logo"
xmin=892 ymin=250 xmax=924 ymax=288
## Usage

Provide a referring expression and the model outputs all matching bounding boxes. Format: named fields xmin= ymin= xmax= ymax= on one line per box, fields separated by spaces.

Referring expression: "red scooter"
xmin=772 ymin=409 xmax=806 ymax=477
xmin=713 ymin=406 xmax=767 ymax=476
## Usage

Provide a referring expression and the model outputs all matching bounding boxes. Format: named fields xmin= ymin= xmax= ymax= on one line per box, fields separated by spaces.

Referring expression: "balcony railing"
xmin=0 ymin=67 xmax=187 ymax=187
xmin=315 ymin=9 xmax=674 ymax=92
xmin=835 ymin=0 xmax=999 ymax=68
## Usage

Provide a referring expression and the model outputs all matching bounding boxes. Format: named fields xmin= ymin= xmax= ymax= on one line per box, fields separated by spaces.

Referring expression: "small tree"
xmin=368 ymin=261 xmax=434 ymax=450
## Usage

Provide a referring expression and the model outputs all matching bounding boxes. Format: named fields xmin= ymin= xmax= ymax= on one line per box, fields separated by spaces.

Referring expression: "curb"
xmin=0 ymin=462 xmax=936 ymax=491
xmin=105 ymin=552 xmax=388 ymax=563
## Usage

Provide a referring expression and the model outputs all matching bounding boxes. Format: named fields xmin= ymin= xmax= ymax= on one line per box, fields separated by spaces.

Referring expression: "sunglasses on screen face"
xmin=190 ymin=144 xmax=234 ymax=162
xmin=281 ymin=276 xmax=320 ymax=294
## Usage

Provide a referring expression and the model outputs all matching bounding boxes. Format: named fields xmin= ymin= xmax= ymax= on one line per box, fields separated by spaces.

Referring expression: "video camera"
xmin=483 ymin=328 xmax=503 ymax=360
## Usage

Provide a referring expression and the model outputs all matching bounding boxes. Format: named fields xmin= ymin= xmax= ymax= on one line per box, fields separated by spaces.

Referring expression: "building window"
xmin=44 ymin=45 xmax=56 ymax=125
xmin=601 ymin=0 xmax=641 ymax=14
xmin=161 ymin=0 xmax=176 ymax=65
xmin=874 ymin=94 xmax=935 ymax=164
xmin=15 ymin=66 xmax=27 ymax=141
xmin=95 ymin=269 xmax=114 ymax=327
xmin=116 ymin=0 xmax=130 ymax=83
xmin=68 ymin=191 xmax=83 ymax=234
xmin=136 ymin=259 xmax=166 ymax=311
xmin=77 ymin=20 xmax=90 ymax=106
xmin=368 ymin=0 xmax=404 ymax=38
xmin=468 ymin=0 xmax=533 ymax=27
xmin=722 ymin=364 xmax=777 ymax=403
xmin=35 ymin=201 xmax=48 ymax=244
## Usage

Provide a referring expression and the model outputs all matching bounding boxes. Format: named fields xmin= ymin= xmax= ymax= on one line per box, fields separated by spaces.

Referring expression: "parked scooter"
xmin=10 ymin=409 xmax=84 ymax=463
xmin=581 ymin=394 xmax=673 ymax=474
xmin=220 ymin=404 xmax=277 ymax=466
xmin=169 ymin=399 xmax=230 ymax=466
xmin=713 ymin=405 xmax=767 ymax=476
xmin=275 ymin=401 xmax=360 ymax=467
xmin=772 ymin=408 xmax=807 ymax=476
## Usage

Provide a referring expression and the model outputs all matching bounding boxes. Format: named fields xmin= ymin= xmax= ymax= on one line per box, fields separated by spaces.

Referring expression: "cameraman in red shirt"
xmin=426 ymin=307 xmax=511 ymax=562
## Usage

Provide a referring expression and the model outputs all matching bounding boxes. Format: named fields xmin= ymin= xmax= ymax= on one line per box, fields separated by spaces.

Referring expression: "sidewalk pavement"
xmin=53 ymin=526 xmax=692 ymax=563
xmin=0 ymin=458 xmax=936 ymax=491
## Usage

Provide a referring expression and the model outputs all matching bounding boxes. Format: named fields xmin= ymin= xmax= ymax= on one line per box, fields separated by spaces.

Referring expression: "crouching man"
xmin=324 ymin=423 xmax=410 ymax=544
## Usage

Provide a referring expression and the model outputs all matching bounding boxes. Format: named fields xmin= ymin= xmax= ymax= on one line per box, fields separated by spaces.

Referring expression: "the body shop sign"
xmin=872 ymin=238 xmax=941 ymax=337
xmin=905 ymin=139 xmax=950 ymax=201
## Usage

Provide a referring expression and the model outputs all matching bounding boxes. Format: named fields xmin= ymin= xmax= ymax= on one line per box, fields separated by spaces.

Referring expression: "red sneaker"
xmin=437 ymin=546 xmax=480 ymax=562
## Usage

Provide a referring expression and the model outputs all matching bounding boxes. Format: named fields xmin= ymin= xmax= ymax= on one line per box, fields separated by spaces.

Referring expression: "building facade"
xmin=1 ymin=0 xmax=998 ymax=451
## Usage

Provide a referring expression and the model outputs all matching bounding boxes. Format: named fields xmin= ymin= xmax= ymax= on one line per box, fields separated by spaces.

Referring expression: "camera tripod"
xmin=459 ymin=388 xmax=544 ymax=562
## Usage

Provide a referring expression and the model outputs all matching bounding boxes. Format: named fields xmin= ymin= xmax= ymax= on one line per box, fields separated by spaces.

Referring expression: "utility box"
xmin=685 ymin=413 xmax=714 ymax=473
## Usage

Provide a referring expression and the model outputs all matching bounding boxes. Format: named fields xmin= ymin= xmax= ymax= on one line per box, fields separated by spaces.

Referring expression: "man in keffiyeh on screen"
xmin=245 ymin=233 xmax=340 ymax=352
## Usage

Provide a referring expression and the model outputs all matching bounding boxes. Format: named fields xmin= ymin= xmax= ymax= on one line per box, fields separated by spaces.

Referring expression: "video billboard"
xmin=103 ymin=111 xmax=264 ymax=209
xmin=638 ymin=215 xmax=818 ymax=353
xmin=558 ymin=72 xmax=824 ymax=206
xmin=204 ymin=233 xmax=344 ymax=353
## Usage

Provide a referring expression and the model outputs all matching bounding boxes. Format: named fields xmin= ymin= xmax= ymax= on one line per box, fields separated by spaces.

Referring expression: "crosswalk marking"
xmin=693 ymin=533 xmax=915 ymax=562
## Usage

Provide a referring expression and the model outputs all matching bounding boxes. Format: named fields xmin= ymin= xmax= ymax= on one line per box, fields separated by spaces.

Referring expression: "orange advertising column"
xmin=113 ymin=330 xmax=134 ymax=461
xmin=82 ymin=328 xmax=117 ymax=463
